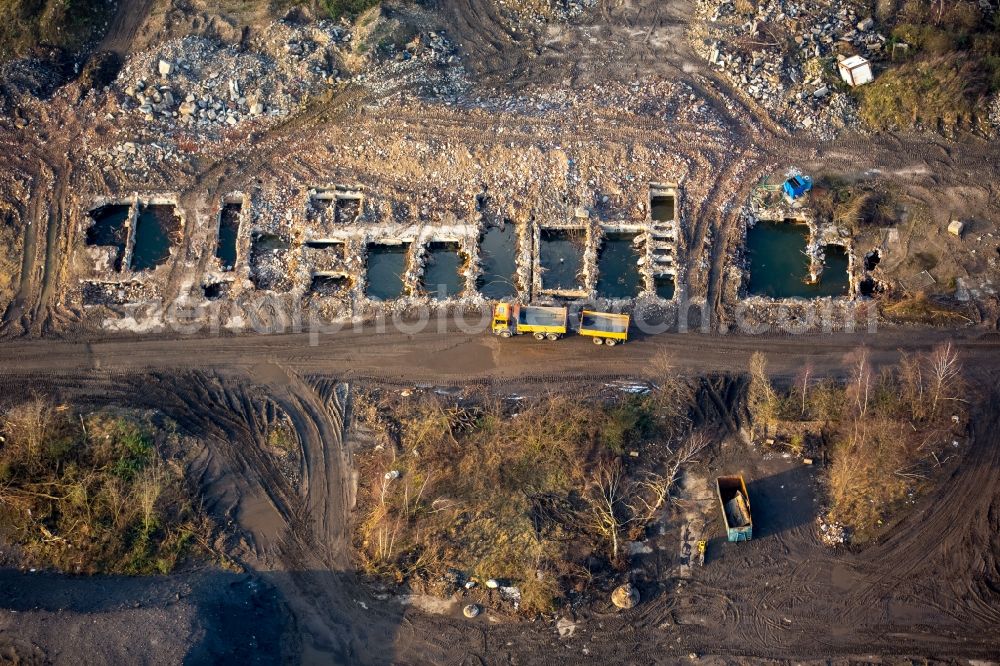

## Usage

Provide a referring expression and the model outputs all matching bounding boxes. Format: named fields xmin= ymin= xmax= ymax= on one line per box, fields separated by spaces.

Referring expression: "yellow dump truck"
xmin=492 ymin=303 xmax=568 ymax=340
xmin=578 ymin=310 xmax=630 ymax=346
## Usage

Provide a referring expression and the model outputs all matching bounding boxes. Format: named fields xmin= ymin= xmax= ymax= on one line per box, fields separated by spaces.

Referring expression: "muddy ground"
xmin=1 ymin=0 xmax=1000 ymax=663
xmin=0 ymin=354 xmax=998 ymax=663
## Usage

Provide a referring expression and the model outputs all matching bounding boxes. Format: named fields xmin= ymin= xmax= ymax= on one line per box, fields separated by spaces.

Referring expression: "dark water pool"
xmin=216 ymin=203 xmax=240 ymax=271
xmin=131 ymin=205 xmax=179 ymax=272
xmin=421 ymin=242 xmax=463 ymax=300
xmin=539 ymin=228 xmax=584 ymax=291
xmin=476 ymin=225 xmax=518 ymax=299
xmin=596 ymin=233 xmax=644 ymax=298
xmin=86 ymin=205 xmax=130 ymax=247
xmin=366 ymin=244 xmax=408 ymax=300
xmin=747 ymin=220 xmax=849 ymax=298
xmin=651 ymin=195 xmax=675 ymax=222
xmin=655 ymin=275 xmax=676 ymax=299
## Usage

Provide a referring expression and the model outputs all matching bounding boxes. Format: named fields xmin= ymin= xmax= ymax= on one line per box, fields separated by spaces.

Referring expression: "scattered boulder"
xmin=462 ymin=604 xmax=481 ymax=618
xmin=611 ymin=582 xmax=639 ymax=609
xmin=158 ymin=59 xmax=173 ymax=77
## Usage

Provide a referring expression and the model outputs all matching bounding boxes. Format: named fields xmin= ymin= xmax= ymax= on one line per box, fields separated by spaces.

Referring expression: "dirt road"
xmin=0 ymin=324 xmax=998 ymax=384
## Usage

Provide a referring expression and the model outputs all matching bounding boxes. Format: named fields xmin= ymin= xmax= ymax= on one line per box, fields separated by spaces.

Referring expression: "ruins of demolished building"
xmin=78 ymin=170 xmax=690 ymax=331
xmin=691 ymin=0 xmax=881 ymax=134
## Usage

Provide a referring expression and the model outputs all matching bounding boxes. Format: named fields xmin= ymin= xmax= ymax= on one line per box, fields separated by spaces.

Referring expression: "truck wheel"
xmin=500 ymin=330 xmax=512 ymax=338
xmin=605 ymin=338 xmax=617 ymax=347
xmin=592 ymin=337 xmax=604 ymax=345
xmin=533 ymin=332 xmax=545 ymax=340
xmin=546 ymin=333 xmax=559 ymax=341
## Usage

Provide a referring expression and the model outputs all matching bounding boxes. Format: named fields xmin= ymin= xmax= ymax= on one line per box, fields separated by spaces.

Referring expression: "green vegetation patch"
xmin=321 ymin=0 xmax=379 ymax=20
xmin=0 ymin=400 xmax=210 ymax=574
xmin=858 ymin=0 xmax=1000 ymax=132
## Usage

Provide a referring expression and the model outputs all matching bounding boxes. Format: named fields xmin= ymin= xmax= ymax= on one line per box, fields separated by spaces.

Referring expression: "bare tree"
xmin=795 ymin=362 xmax=814 ymax=417
xmin=847 ymin=347 xmax=873 ymax=418
xmin=748 ymin=352 xmax=778 ymax=441
xmin=629 ymin=431 xmax=711 ymax=524
xmin=585 ymin=460 xmax=629 ymax=559
xmin=926 ymin=342 xmax=962 ymax=419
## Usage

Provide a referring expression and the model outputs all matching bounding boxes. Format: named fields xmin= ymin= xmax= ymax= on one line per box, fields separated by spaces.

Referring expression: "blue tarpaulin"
xmin=783 ymin=175 xmax=813 ymax=199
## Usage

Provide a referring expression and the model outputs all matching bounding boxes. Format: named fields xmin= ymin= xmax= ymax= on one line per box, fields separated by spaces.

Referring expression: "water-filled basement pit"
xmin=421 ymin=242 xmax=464 ymax=300
xmin=366 ymin=243 xmax=409 ymax=301
xmin=539 ymin=228 xmax=585 ymax=291
xmin=596 ymin=232 xmax=644 ymax=298
xmin=655 ymin=275 xmax=676 ymax=300
xmin=746 ymin=220 xmax=849 ymax=298
xmin=216 ymin=203 xmax=241 ymax=272
xmin=131 ymin=204 xmax=180 ymax=272
xmin=476 ymin=224 xmax=518 ymax=299
xmin=651 ymin=195 xmax=675 ymax=222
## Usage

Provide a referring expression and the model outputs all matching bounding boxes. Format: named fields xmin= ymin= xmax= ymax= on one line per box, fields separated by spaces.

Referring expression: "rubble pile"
xmin=491 ymin=0 xmax=599 ymax=30
xmin=691 ymin=0 xmax=879 ymax=135
xmin=817 ymin=517 xmax=850 ymax=546
xmin=81 ymin=280 xmax=158 ymax=306
xmin=115 ymin=21 xmax=353 ymax=130
xmin=472 ymin=78 xmax=725 ymax=131
xmin=358 ymin=30 xmax=470 ymax=103
xmin=249 ymin=236 xmax=296 ymax=293
xmin=104 ymin=140 xmax=186 ymax=179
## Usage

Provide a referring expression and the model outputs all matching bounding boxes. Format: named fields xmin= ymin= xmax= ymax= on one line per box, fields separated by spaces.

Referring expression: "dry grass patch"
xmin=883 ymin=292 xmax=974 ymax=326
xmin=857 ymin=55 xmax=987 ymax=132
xmin=353 ymin=388 xmax=696 ymax=614
xmin=0 ymin=399 xmax=212 ymax=574
xmin=748 ymin=345 xmax=967 ymax=542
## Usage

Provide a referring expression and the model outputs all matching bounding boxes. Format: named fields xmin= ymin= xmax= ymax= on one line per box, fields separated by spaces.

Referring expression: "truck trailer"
xmin=717 ymin=475 xmax=752 ymax=542
xmin=578 ymin=310 xmax=629 ymax=346
xmin=492 ymin=303 xmax=568 ymax=340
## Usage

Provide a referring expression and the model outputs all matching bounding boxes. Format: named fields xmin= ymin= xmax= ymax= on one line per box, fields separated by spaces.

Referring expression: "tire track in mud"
xmin=251 ymin=364 xmax=353 ymax=567
xmin=839 ymin=384 xmax=1000 ymax=630
xmin=241 ymin=365 xmax=411 ymax=663
xmin=1 ymin=366 xmax=398 ymax=662
xmin=2 ymin=160 xmax=51 ymax=333
xmin=33 ymin=167 xmax=69 ymax=334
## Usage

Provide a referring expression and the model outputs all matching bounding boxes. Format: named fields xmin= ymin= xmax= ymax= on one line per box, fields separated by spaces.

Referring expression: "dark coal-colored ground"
xmin=0 ymin=568 xmax=288 ymax=665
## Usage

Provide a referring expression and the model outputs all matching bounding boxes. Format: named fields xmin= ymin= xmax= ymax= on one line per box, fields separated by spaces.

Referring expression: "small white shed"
xmin=838 ymin=55 xmax=873 ymax=87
